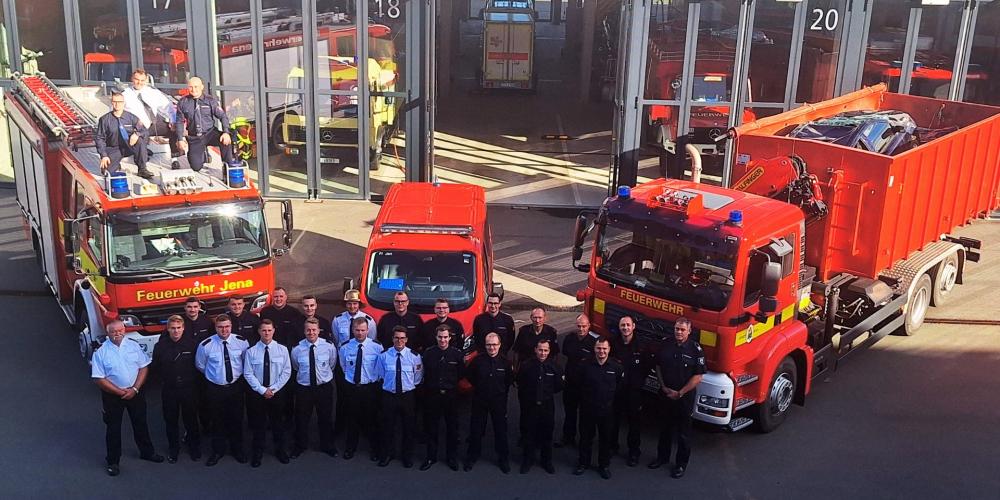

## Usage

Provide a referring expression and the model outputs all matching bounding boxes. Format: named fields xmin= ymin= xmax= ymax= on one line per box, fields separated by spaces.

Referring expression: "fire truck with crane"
xmin=4 ymin=73 xmax=293 ymax=361
xmin=571 ymin=84 xmax=1000 ymax=432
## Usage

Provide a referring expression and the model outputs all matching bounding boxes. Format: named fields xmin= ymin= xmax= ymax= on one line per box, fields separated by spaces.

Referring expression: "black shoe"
xmin=137 ymin=169 xmax=155 ymax=180
xmin=463 ymin=461 xmax=474 ymax=472
xmin=520 ymin=462 xmax=531 ymax=474
xmin=342 ymin=450 xmax=354 ymax=460
xmin=671 ymin=465 xmax=686 ymax=479
xmin=420 ymin=459 xmax=436 ymax=471
xmin=324 ymin=448 xmax=339 ymax=458
xmin=447 ymin=459 xmax=459 ymax=471
xmin=402 ymin=459 xmax=414 ymax=469
xmin=106 ymin=463 xmax=120 ymax=477
xmin=498 ymin=460 xmax=511 ymax=474
xmin=627 ymin=455 xmax=639 ymax=467
xmin=370 ymin=453 xmax=379 ymax=462
xmin=251 ymin=456 xmax=262 ymax=468
xmin=542 ymin=462 xmax=556 ymax=474
xmin=276 ymin=452 xmax=290 ymax=464
xmin=233 ymin=452 xmax=248 ymax=464
xmin=167 ymin=453 xmax=178 ymax=464
xmin=599 ymin=467 xmax=611 ymax=480
xmin=289 ymin=448 xmax=304 ymax=459
xmin=378 ymin=457 xmax=391 ymax=467
xmin=648 ymin=458 xmax=667 ymax=470
xmin=140 ymin=453 xmax=165 ymax=464
xmin=573 ymin=464 xmax=587 ymax=476
xmin=205 ymin=454 xmax=222 ymax=467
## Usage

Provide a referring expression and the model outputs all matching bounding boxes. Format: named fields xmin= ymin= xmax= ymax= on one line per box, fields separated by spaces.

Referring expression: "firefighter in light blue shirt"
xmin=338 ymin=317 xmax=384 ymax=461
xmin=91 ymin=319 xmax=163 ymax=476
xmin=242 ymin=319 xmax=291 ymax=467
xmin=331 ymin=289 xmax=376 ymax=437
xmin=289 ymin=318 xmax=339 ymax=459
xmin=375 ymin=325 xmax=424 ymax=468
xmin=195 ymin=315 xmax=250 ymax=466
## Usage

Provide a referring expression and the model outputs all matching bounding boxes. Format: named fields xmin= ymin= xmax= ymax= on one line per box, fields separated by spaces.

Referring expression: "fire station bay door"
xmin=221 ymin=0 xmax=433 ymax=200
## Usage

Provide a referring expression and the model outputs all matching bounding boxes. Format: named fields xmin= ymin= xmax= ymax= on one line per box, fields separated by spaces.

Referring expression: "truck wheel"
xmin=930 ymin=253 xmax=959 ymax=307
xmin=754 ymin=357 xmax=796 ymax=433
xmin=899 ymin=273 xmax=933 ymax=336
xmin=269 ymin=114 xmax=287 ymax=149
xmin=369 ymin=129 xmax=385 ymax=172
xmin=76 ymin=308 xmax=95 ymax=361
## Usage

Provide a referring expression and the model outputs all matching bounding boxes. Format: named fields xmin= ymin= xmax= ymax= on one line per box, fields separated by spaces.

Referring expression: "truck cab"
xmin=356 ymin=183 xmax=501 ymax=358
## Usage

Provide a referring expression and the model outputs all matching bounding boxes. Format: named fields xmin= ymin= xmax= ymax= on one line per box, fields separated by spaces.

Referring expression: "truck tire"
xmin=270 ymin=113 xmax=287 ymax=149
xmin=369 ymin=128 xmax=385 ymax=172
xmin=754 ymin=356 xmax=796 ymax=433
xmin=930 ymin=252 xmax=959 ymax=307
xmin=899 ymin=273 xmax=933 ymax=336
xmin=76 ymin=308 xmax=95 ymax=361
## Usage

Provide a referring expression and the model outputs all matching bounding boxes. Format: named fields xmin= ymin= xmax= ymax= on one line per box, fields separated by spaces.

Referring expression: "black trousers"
xmin=578 ymin=408 xmax=615 ymax=468
xmin=161 ymin=383 xmax=199 ymax=454
xmin=205 ymin=381 xmax=244 ymax=456
xmin=101 ymin=390 xmax=156 ymax=465
xmin=147 ymin=117 xmax=180 ymax=158
xmin=195 ymin=378 xmax=212 ymax=436
xmin=333 ymin=366 xmax=347 ymax=436
xmin=343 ymin=382 xmax=380 ymax=456
xmin=657 ymin=395 xmax=695 ymax=467
xmin=424 ymin=388 xmax=459 ymax=462
xmin=466 ymin=396 xmax=509 ymax=462
xmin=380 ymin=390 xmax=417 ymax=461
xmin=185 ymin=129 xmax=234 ymax=171
xmin=521 ymin=399 xmax=555 ymax=466
xmin=614 ymin=386 xmax=644 ymax=458
xmin=294 ymin=382 xmax=335 ymax=452
xmin=106 ymin=142 xmax=148 ymax=172
xmin=246 ymin=388 xmax=286 ymax=455
xmin=562 ymin=385 xmax=582 ymax=442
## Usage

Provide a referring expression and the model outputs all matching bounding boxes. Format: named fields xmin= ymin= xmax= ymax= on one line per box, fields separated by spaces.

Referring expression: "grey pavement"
xmin=1 ymin=187 xmax=1000 ymax=498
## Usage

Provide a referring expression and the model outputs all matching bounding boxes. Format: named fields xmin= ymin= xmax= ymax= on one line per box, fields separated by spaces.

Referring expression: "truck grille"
xmin=319 ymin=127 xmax=357 ymax=145
xmin=286 ymin=126 xmax=306 ymax=143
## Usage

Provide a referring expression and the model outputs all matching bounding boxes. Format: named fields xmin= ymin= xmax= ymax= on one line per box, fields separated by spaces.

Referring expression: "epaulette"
xmin=127 ymin=338 xmax=139 ymax=343
xmin=200 ymin=338 xmax=212 ymax=346
xmin=235 ymin=335 xmax=246 ymax=341
xmin=364 ymin=314 xmax=373 ymax=320
xmin=588 ymin=331 xmax=600 ymax=339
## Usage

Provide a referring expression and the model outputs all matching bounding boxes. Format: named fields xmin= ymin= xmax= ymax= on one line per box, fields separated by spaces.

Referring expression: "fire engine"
xmin=572 ymin=84 xmax=1000 ymax=432
xmin=349 ymin=182 xmax=504 ymax=361
xmin=4 ymin=73 xmax=293 ymax=360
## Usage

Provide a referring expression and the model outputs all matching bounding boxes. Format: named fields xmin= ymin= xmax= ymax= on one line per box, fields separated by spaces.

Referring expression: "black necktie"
xmin=395 ymin=352 xmax=403 ymax=394
xmin=262 ymin=345 xmax=271 ymax=387
xmin=354 ymin=343 xmax=363 ymax=384
xmin=309 ymin=344 xmax=318 ymax=386
xmin=536 ymin=362 xmax=545 ymax=404
xmin=223 ymin=340 xmax=233 ymax=383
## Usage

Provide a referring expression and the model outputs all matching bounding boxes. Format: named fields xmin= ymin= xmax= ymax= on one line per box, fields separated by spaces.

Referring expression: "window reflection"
xmin=908 ymin=3 xmax=963 ymax=99
xmin=16 ymin=0 xmax=71 ymax=79
xmin=216 ymin=0 xmax=254 ymax=87
xmin=860 ymin=0 xmax=910 ymax=91
xmin=964 ymin=1 xmax=999 ymax=105
xmin=315 ymin=1 xmax=356 ymax=91
xmin=80 ymin=2 xmax=133 ymax=83
xmin=262 ymin=0 xmax=305 ymax=89
xmin=139 ymin=0 xmax=189 ymax=85
xmin=796 ymin=0 xmax=846 ymax=103
xmin=749 ymin=1 xmax=797 ymax=103
xmin=644 ymin=0 xmax=689 ymax=101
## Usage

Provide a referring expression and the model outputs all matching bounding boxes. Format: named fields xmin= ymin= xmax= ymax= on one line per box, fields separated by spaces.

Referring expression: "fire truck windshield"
xmin=365 ymin=250 xmax=477 ymax=314
xmin=108 ymin=201 xmax=269 ymax=274
xmin=595 ymin=218 xmax=736 ymax=311
xmin=692 ymin=76 xmax=730 ymax=102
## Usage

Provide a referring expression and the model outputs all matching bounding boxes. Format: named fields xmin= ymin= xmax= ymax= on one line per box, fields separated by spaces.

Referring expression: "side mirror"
xmin=491 ymin=282 xmax=505 ymax=301
xmin=572 ymin=214 xmax=589 ymax=249
xmin=281 ymin=199 xmax=294 ymax=247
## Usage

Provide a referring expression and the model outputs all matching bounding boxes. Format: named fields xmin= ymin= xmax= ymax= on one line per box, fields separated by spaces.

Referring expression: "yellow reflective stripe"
xmin=735 ymin=304 xmax=796 ymax=346
xmin=699 ymin=330 xmax=717 ymax=347
xmin=78 ymin=249 xmax=106 ymax=295
xmin=799 ymin=294 xmax=811 ymax=310
xmin=593 ymin=297 xmax=605 ymax=315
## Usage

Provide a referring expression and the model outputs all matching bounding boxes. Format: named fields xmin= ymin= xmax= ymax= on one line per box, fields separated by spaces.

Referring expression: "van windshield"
xmin=365 ymin=250 xmax=477 ymax=313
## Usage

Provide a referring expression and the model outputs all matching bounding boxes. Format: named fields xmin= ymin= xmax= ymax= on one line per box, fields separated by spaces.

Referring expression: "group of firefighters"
xmin=94 ymin=68 xmax=236 ymax=179
xmin=92 ymin=287 xmax=706 ymax=481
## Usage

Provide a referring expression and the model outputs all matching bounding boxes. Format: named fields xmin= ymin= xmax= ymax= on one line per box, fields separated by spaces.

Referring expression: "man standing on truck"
xmin=152 ymin=315 xmax=201 ymax=464
xmin=122 ymin=68 xmax=181 ymax=169
xmin=174 ymin=76 xmax=236 ymax=171
xmin=558 ymin=314 xmax=599 ymax=449
xmin=464 ymin=332 xmax=514 ymax=474
xmin=649 ymin=317 xmax=705 ymax=479
xmin=418 ymin=298 xmax=464 ymax=352
xmin=96 ymin=92 xmax=153 ymax=180
xmin=575 ymin=338 xmax=624 ymax=480
xmin=611 ymin=315 xmax=652 ymax=467
xmin=473 ymin=293 xmax=516 ymax=357
xmin=92 ymin=319 xmax=163 ymax=476
xmin=377 ymin=292 xmax=424 ymax=349
xmin=196 ymin=315 xmax=250 ymax=466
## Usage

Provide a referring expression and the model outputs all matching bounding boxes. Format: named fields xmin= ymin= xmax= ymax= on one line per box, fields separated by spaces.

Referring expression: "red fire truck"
xmin=572 ymin=84 xmax=1000 ymax=432
xmin=5 ymin=74 xmax=293 ymax=360
xmin=351 ymin=182 xmax=503 ymax=360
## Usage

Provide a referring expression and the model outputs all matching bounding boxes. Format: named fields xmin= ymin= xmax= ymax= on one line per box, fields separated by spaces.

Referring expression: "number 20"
xmin=809 ymin=8 xmax=838 ymax=31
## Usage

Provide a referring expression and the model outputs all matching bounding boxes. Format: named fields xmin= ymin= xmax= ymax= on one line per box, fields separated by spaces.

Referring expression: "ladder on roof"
xmin=12 ymin=73 xmax=96 ymax=146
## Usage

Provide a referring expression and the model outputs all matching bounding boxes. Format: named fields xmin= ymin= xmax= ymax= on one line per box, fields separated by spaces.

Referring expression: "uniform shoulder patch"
xmin=364 ymin=314 xmax=373 ymax=320
xmin=235 ymin=335 xmax=246 ymax=341
xmin=200 ymin=338 xmax=212 ymax=346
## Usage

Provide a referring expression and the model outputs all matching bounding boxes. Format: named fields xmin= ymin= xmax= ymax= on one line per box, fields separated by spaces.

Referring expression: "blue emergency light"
xmin=729 ymin=209 xmax=743 ymax=225
xmin=227 ymin=162 xmax=246 ymax=188
xmin=109 ymin=172 xmax=129 ymax=199
xmin=617 ymin=185 xmax=631 ymax=199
